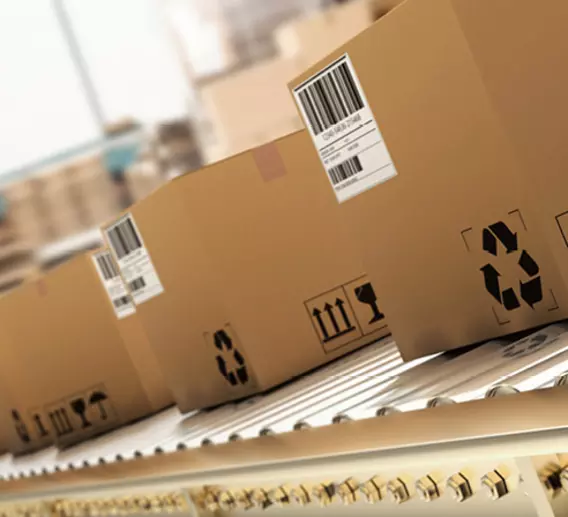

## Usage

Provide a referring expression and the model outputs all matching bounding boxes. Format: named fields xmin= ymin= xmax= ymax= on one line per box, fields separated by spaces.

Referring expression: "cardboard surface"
xmin=104 ymin=130 xmax=389 ymax=412
xmin=0 ymin=251 xmax=171 ymax=453
xmin=289 ymin=0 xmax=568 ymax=360
xmin=447 ymin=0 xmax=568 ymax=306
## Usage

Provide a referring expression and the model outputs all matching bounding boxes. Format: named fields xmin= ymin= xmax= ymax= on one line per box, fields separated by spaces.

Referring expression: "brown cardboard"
xmin=289 ymin=0 xmax=568 ymax=360
xmin=441 ymin=0 xmax=568 ymax=312
xmin=103 ymin=130 xmax=389 ymax=412
xmin=0 ymin=250 xmax=171 ymax=453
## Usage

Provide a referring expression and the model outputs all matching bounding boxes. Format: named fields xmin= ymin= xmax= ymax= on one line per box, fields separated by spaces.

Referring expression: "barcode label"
xmin=104 ymin=214 xmax=165 ymax=305
xmin=297 ymin=61 xmax=364 ymax=136
xmin=96 ymin=253 xmax=119 ymax=280
xmin=113 ymin=296 xmax=131 ymax=309
xmin=92 ymin=250 xmax=136 ymax=319
xmin=129 ymin=277 xmax=146 ymax=292
xmin=106 ymin=217 xmax=142 ymax=260
xmin=328 ymin=156 xmax=363 ymax=185
xmin=293 ymin=54 xmax=397 ymax=203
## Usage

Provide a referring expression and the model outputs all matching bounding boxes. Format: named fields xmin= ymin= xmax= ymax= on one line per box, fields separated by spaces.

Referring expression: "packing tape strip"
xmin=252 ymin=142 xmax=287 ymax=183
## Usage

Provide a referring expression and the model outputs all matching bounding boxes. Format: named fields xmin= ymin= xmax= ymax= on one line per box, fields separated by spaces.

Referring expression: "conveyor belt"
xmin=2 ymin=324 xmax=568 ymax=516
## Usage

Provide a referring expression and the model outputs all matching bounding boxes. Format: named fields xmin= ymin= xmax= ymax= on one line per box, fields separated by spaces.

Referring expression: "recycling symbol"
xmin=480 ymin=221 xmax=543 ymax=311
xmin=213 ymin=330 xmax=249 ymax=386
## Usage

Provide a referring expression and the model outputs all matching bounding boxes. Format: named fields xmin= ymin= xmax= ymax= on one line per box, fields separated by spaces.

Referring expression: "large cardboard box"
xmin=103 ymin=130 xmax=389 ymax=412
xmin=438 ymin=1 xmax=568 ymax=308
xmin=0 ymin=249 xmax=172 ymax=453
xmin=289 ymin=0 xmax=568 ymax=360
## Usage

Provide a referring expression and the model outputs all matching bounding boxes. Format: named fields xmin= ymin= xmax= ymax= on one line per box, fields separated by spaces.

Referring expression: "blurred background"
xmin=0 ymin=0 xmax=390 ymax=294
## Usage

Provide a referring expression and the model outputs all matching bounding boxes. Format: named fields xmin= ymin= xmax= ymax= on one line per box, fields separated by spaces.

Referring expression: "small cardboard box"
xmin=289 ymin=0 xmax=568 ymax=360
xmin=103 ymin=130 xmax=389 ymax=412
xmin=0 ymin=249 xmax=172 ymax=453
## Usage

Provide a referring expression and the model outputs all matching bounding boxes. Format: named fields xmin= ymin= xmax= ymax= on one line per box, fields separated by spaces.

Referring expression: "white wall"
xmin=0 ymin=0 xmax=189 ymax=177
xmin=65 ymin=0 xmax=189 ymax=125
xmin=0 ymin=0 xmax=100 ymax=175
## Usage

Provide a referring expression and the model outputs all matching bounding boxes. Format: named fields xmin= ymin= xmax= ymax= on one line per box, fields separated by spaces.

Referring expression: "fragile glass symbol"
xmin=354 ymin=283 xmax=384 ymax=323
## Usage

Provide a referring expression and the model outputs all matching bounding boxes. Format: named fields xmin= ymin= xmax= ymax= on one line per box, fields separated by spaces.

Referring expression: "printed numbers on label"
xmin=293 ymin=54 xmax=397 ymax=203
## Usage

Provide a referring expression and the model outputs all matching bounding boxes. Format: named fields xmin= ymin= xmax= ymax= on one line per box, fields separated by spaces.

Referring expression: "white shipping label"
xmin=92 ymin=250 xmax=136 ymax=319
xmin=105 ymin=214 xmax=164 ymax=305
xmin=293 ymin=54 xmax=397 ymax=203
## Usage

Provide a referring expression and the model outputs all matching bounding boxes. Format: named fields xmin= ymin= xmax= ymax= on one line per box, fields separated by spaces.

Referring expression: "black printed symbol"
xmin=11 ymin=410 xmax=30 ymax=444
xmin=89 ymin=391 xmax=109 ymax=420
xmin=481 ymin=221 xmax=543 ymax=311
xmin=312 ymin=298 xmax=356 ymax=343
xmin=33 ymin=414 xmax=49 ymax=438
xmin=70 ymin=398 xmax=91 ymax=429
xmin=354 ymin=282 xmax=385 ymax=324
xmin=214 ymin=330 xmax=249 ymax=386
xmin=49 ymin=408 xmax=74 ymax=437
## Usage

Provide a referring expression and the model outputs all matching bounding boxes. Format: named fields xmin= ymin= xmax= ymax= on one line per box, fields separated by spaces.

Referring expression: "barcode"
xmin=113 ymin=296 xmax=131 ymax=309
xmin=96 ymin=253 xmax=119 ymax=281
xmin=129 ymin=277 xmax=146 ymax=292
xmin=297 ymin=58 xmax=364 ymax=136
xmin=107 ymin=216 xmax=142 ymax=260
xmin=328 ymin=156 xmax=363 ymax=185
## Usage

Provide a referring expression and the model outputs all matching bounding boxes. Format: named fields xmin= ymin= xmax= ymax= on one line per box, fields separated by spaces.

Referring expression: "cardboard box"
xmin=440 ymin=1 xmax=568 ymax=307
xmin=0 ymin=249 xmax=172 ymax=453
xmin=103 ymin=130 xmax=389 ymax=412
xmin=289 ymin=0 xmax=568 ymax=360
xmin=199 ymin=59 xmax=304 ymax=159
xmin=0 ymin=353 xmax=27 ymax=454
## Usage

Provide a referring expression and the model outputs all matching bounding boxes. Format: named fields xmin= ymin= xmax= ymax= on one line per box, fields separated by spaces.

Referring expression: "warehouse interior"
xmin=0 ymin=0 xmax=375 ymax=290
xmin=2 ymin=1 xmax=568 ymax=517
